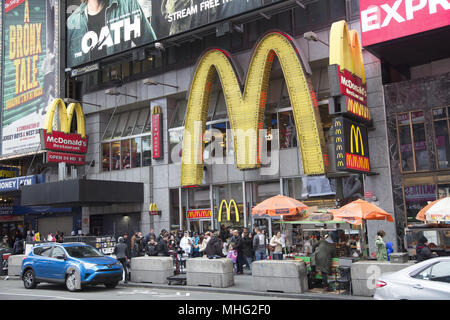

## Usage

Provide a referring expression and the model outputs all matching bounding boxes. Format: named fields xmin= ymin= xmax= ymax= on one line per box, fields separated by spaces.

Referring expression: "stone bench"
xmin=351 ymin=261 xmax=415 ymax=296
xmin=186 ymin=258 xmax=234 ymax=288
xmin=130 ymin=256 xmax=173 ymax=284
xmin=252 ymin=260 xmax=308 ymax=294
xmin=7 ymin=255 xmax=26 ymax=276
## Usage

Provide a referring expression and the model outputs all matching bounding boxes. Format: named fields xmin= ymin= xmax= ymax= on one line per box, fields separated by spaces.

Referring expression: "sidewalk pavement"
xmin=1 ymin=273 xmax=371 ymax=300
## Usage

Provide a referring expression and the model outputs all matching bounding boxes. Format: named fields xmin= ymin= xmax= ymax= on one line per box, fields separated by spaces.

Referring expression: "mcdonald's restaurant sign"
xmin=152 ymin=106 xmax=163 ymax=160
xmin=328 ymin=21 xmax=371 ymax=126
xmin=40 ymin=99 xmax=89 ymax=165
xmin=149 ymin=203 xmax=161 ymax=216
xmin=181 ymin=31 xmax=327 ymax=186
xmin=333 ymin=117 xmax=370 ymax=173
xmin=218 ymin=199 xmax=239 ymax=223
xmin=187 ymin=209 xmax=211 ymax=220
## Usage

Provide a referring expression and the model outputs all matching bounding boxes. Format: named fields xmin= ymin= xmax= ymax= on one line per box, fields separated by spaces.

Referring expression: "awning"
xmin=20 ymin=179 xmax=143 ymax=207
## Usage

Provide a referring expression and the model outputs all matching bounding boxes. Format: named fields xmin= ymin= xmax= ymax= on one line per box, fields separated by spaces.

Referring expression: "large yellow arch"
xmin=44 ymin=98 xmax=86 ymax=138
xmin=181 ymin=31 xmax=326 ymax=186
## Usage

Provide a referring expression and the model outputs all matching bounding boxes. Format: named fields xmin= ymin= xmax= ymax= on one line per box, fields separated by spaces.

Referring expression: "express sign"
xmin=359 ymin=0 xmax=450 ymax=46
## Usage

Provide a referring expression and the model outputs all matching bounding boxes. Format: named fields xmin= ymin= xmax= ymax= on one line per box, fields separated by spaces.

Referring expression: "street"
xmin=0 ymin=278 xmax=299 ymax=300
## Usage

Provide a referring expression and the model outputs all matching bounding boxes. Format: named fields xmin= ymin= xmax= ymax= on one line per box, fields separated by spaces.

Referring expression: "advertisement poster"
xmin=66 ymin=0 xmax=284 ymax=67
xmin=2 ymin=0 xmax=56 ymax=156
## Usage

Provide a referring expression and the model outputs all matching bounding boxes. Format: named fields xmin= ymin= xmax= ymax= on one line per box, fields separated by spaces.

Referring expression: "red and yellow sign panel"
xmin=187 ymin=209 xmax=211 ymax=220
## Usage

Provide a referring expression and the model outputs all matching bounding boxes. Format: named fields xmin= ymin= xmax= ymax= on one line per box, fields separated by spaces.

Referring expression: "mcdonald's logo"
xmin=350 ymin=125 xmax=364 ymax=156
xmin=152 ymin=106 xmax=162 ymax=114
xmin=218 ymin=199 xmax=239 ymax=223
xmin=337 ymin=153 xmax=344 ymax=159
xmin=336 ymin=145 xmax=343 ymax=151
xmin=181 ymin=31 xmax=326 ymax=186
xmin=335 ymin=129 xmax=342 ymax=135
xmin=41 ymin=98 xmax=89 ymax=155
xmin=149 ymin=203 xmax=161 ymax=216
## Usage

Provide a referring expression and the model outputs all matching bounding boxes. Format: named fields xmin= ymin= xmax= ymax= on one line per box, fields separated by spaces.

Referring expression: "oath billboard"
xmin=66 ymin=0 xmax=285 ymax=67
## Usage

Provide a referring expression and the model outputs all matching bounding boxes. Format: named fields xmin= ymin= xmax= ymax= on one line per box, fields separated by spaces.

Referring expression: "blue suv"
xmin=21 ymin=242 xmax=123 ymax=291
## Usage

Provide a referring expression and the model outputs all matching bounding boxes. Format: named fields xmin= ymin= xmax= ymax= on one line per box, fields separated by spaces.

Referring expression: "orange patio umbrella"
xmin=416 ymin=197 xmax=450 ymax=222
xmin=332 ymin=199 xmax=394 ymax=225
xmin=251 ymin=195 xmax=308 ymax=218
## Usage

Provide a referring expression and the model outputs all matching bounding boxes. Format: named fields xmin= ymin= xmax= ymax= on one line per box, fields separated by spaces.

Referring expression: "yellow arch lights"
xmin=181 ymin=31 xmax=326 ymax=186
xmin=44 ymin=98 xmax=86 ymax=138
xmin=218 ymin=199 xmax=239 ymax=223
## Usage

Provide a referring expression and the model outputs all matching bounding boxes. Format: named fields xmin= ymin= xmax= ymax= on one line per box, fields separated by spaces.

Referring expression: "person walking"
xmin=311 ymin=232 xmax=337 ymax=291
xmin=252 ymin=227 xmax=267 ymax=261
xmin=12 ymin=235 xmax=24 ymax=255
xmin=270 ymin=231 xmax=284 ymax=260
xmin=231 ymin=229 xmax=245 ymax=274
xmin=240 ymin=228 xmax=253 ymax=272
xmin=114 ymin=237 xmax=129 ymax=283
xmin=180 ymin=231 xmax=193 ymax=257
xmin=375 ymin=230 xmax=388 ymax=261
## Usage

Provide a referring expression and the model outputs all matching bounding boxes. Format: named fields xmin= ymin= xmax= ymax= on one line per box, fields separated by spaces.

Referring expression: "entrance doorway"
xmin=188 ymin=219 xmax=211 ymax=234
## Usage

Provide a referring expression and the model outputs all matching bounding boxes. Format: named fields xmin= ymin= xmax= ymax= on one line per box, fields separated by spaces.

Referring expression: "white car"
xmin=374 ymin=257 xmax=450 ymax=300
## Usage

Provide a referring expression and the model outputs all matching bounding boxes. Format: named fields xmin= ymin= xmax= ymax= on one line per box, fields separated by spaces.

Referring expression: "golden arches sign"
xmin=44 ymin=98 xmax=86 ymax=138
xmin=181 ymin=31 xmax=326 ymax=186
xmin=350 ymin=125 xmax=364 ymax=156
xmin=218 ymin=199 xmax=239 ymax=223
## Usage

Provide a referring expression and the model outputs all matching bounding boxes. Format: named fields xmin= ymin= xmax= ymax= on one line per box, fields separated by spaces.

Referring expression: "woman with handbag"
xmin=270 ymin=231 xmax=283 ymax=260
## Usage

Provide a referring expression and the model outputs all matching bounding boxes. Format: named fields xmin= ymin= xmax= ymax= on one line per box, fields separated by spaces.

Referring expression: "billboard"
xmin=66 ymin=0 xmax=285 ymax=67
xmin=333 ymin=117 xmax=370 ymax=173
xmin=359 ymin=0 xmax=450 ymax=46
xmin=2 ymin=0 xmax=57 ymax=156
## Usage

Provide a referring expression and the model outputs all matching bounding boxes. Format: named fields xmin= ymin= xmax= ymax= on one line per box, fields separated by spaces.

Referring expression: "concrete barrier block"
xmin=390 ymin=253 xmax=409 ymax=263
xmin=251 ymin=260 xmax=308 ymax=293
xmin=130 ymin=256 xmax=173 ymax=271
xmin=186 ymin=258 xmax=234 ymax=288
xmin=8 ymin=255 xmax=25 ymax=276
xmin=130 ymin=257 xmax=173 ymax=284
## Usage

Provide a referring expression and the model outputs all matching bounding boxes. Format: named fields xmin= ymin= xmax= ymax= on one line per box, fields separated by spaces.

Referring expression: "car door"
xmin=409 ymin=261 xmax=450 ymax=299
xmin=33 ymin=246 xmax=53 ymax=279
xmin=47 ymin=246 xmax=67 ymax=281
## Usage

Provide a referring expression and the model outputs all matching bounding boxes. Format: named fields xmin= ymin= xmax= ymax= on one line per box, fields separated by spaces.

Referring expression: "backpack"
xmin=146 ymin=243 xmax=158 ymax=256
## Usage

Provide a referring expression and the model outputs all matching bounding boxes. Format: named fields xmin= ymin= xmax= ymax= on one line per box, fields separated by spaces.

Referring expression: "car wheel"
xmin=66 ymin=271 xmax=81 ymax=292
xmin=23 ymin=269 xmax=37 ymax=289
xmin=104 ymin=281 xmax=118 ymax=288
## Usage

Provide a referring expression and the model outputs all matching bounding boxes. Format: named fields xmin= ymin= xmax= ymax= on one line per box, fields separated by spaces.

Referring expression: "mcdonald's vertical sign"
xmin=333 ymin=117 xmax=370 ymax=173
xmin=152 ymin=106 xmax=163 ymax=160
xmin=328 ymin=21 xmax=371 ymax=126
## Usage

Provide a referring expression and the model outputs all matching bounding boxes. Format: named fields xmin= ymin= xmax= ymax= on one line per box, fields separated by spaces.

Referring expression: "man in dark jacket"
xmin=240 ymin=228 xmax=253 ymax=272
xmin=156 ymin=234 xmax=170 ymax=256
xmin=13 ymin=236 xmax=24 ymax=255
xmin=114 ymin=237 xmax=129 ymax=283
xmin=205 ymin=232 xmax=224 ymax=258
xmin=311 ymin=232 xmax=337 ymax=291
xmin=416 ymin=236 xmax=437 ymax=262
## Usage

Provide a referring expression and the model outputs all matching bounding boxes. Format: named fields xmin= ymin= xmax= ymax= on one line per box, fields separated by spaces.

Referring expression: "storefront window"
xmin=102 ymin=143 xmax=110 ymax=171
xmin=142 ymin=136 xmax=152 ymax=166
xmin=404 ymin=185 xmax=437 ymax=223
xmin=397 ymin=111 xmax=429 ymax=172
xmin=131 ymin=138 xmax=141 ymax=168
xmin=122 ymin=110 xmax=139 ymax=137
xmin=279 ymin=111 xmax=297 ymax=149
xmin=213 ymin=183 xmax=244 ymax=229
xmin=283 ymin=177 xmax=307 ymax=200
xmin=121 ymin=140 xmax=131 ymax=169
xmin=133 ymin=108 xmax=150 ymax=135
xmin=169 ymin=128 xmax=183 ymax=164
xmin=433 ymin=107 xmax=450 ymax=169
xmin=111 ymin=141 xmax=121 ymax=170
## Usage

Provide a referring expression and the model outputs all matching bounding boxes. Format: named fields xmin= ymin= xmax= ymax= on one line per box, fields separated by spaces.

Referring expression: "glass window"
xmin=131 ymin=137 xmax=142 ymax=168
xmin=308 ymin=0 xmax=327 ymax=25
xmin=50 ymin=247 xmax=65 ymax=259
xmin=112 ymin=113 xmax=128 ymax=139
xmin=110 ymin=63 xmax=121 ymax=80
xmin=330 ymin=0 xmax=346 ymax=19
xmin=102 ymin=143 xmax=111 ymax=171
xmin=142 ymin=57 xmax=153 ymax=72
xmin=170 ymin=100 xmax=188 ymax=128
xmin=133 ymin=108 xmax=149 ymax=135
xmin=104 ymin=113 xmax=119 ymax=140
xmin=143 ymin=109 xmax=152 ymax=133
xmin=169 ymin=128 xmax=184 ymax=164
xmin=111 ymin=141 xmax=121 ymax=170
xmin=404 ymin=185 xmax=436 ymax=223
xmin=121 ymin=140 xmax=131 ymax=169
xmin=34 ymin=246 xmax=52 ymax=256
xmin=132 ymin=61 xmax=141 ymax=75
xmin=397 ymin=111 xmax=429 ymax=172
xmin=433 ymin=107 xmax=450 ymax=169
xmin=414 ymin=262 xmax=450 ymax=283
xmin=122 ymin=62 xmax=130 ymax=78
xmin=122 ymin=110 xmax=139 ymax=137
xmin=279 ymin=111 xmax=297 ymax=149
xmin=142 ymin=136 xmax=152 ymax=166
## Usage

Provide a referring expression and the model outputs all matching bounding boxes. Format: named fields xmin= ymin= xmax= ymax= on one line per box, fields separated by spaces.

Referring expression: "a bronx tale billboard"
xmin=328 ymin=20 xmax=371 ymax=174
xmin=1 ymin=0 xmax=58 ymax=156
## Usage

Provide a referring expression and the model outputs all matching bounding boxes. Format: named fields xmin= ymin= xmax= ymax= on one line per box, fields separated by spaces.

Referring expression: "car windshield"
xmin=65 ymin=245 xmax=103 ymax=258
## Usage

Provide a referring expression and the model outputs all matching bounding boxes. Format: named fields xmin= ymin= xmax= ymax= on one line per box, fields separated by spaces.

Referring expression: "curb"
xmin=1 ymin=275 xmax=371 ymax=300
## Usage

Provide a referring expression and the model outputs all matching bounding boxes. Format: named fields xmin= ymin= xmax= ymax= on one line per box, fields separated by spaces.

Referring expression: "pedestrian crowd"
xmin=113 ymin=225 xmax=288 ymax=281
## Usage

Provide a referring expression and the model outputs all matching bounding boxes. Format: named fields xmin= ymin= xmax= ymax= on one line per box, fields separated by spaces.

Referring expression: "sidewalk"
xmin=1 ymin=274 xmax=371 ymax=300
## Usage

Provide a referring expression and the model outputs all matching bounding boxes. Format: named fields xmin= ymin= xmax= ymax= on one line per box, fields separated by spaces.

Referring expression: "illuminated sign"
xmin=328 ymin=20 xmax=371 ymax=125
xmin=149 ymin=203 xmax=161 ymax=216
xmin=359 ymin=0 xmax=450 ymax=46
xmin=40 ymin=99 xmax=89 ymax=164
xmin=187 ymin=209 xmax=212 ymax=220
xmin=181 ymin=31 xmax=326 ymax=186
xmin=152 ymin=106 xmax=163 ymax=160
xmin=0 ymin=167 xmax=20 ymax=179
xmin=46 ymin=152 xmax=86 ymax=165
xmin=334 ymin=117 xmax=370 ymax=173
xmin=218 ymin=199 xmax=239 ymax=223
